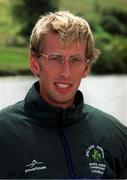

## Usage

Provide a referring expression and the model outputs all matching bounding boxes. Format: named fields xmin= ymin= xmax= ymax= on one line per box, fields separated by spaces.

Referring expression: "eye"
xmin=48 ymin=53 xmax=63 ymax=64
xmin=49 ymin=54 xmax=60 ymax=61
xmin=70 ymin=56 xmax=82 ymax=64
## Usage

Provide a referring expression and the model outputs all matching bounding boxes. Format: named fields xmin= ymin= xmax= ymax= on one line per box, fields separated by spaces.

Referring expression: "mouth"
xmin=55 ymin=83 xmax=72 ymax=88
xmin=54 ymin=82 xmax=73 ymax=93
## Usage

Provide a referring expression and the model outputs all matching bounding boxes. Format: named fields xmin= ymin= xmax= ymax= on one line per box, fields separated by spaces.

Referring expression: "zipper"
xmin=59 ymin=129 xmax=75 ymax=178
xmin=59 ymin=110 xmax=75 ymax=178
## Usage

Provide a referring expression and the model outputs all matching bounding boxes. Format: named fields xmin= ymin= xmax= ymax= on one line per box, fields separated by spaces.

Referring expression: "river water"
xmin=0 ymin=75 xmax=127 ymax=126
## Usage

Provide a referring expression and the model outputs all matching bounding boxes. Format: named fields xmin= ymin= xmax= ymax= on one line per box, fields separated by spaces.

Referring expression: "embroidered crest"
xmin=86 ymin=145 xmax=106 ymax=175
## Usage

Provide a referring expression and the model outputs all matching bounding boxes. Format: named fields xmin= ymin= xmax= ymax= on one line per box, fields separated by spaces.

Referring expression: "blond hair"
xmin=30 ymin=11 xmax=100 ymax=62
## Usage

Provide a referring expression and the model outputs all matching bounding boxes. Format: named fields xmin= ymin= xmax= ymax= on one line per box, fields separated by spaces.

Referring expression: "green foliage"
xmin=100 ymin=8 xmax=127 ymax=36
xmin=92 ymin=34 xmax=127 ymax=74
xmin=91 ymin=6 xmax=127 ymax=74
xmin=11 ymin=0 xmax=59 ymax=39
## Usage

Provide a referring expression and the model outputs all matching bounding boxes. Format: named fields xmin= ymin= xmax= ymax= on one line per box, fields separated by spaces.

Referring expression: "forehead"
xmin=42 ymin=33 xmax=86 ymax=54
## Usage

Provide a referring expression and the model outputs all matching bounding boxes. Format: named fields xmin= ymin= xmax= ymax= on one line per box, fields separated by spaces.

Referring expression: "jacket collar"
xmin=24 ymin=81 xmax=85 ymax=128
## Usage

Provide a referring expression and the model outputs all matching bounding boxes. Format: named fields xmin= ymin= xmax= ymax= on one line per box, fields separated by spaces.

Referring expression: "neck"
xmin=39 ymin=92 xmax=74 ymax=109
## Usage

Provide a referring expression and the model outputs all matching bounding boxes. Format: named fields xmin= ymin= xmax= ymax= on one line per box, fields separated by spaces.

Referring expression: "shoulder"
xmin=0 ymin=100 xmax=29 ymax=143
xmin=0 ymin=101 xmax=25 ymax=127
xmin=84 ymin=104 xmax=126 ymax=126
xmin=83 ymin=104 xmax=127 ymax=140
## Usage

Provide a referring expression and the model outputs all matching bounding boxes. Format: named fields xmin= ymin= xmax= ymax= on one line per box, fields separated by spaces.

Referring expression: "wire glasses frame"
xmin=39 ymin=53 xmax=90 ymax=68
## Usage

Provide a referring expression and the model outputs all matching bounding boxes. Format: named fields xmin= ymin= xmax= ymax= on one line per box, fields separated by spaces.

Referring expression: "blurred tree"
xmin=101 ymin=15 xmax=126 ymax=35
xmin=92 ymin=33 xmax=127 ymax=74
xmin=100 ymin=8 xmax=127 ymax=36
xmin=11 ymin=0 xmax=59 ymax=40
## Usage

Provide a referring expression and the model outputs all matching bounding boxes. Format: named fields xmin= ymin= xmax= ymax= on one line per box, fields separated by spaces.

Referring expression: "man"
xmin=0 ymin=11 xmax=127 ymax=179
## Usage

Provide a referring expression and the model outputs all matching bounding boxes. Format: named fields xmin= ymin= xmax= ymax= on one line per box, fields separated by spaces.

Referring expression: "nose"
xmin=59 ymin=59 xmax=71 ymax=78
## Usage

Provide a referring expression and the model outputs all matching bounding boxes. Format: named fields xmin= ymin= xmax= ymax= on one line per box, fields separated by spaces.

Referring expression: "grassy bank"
xmin=0 ymin=46 xmax=31 ymax=75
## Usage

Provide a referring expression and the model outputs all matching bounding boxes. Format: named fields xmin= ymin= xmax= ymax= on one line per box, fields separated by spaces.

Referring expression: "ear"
xmin=82 ymin=64 xmax=90 ymax=78
xmin=29 ymin=54 xmax=40 ymax=77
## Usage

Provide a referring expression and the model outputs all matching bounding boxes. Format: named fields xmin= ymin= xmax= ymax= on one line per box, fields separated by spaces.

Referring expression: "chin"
xmin=53 ymin=94 xmax=74 ymax=105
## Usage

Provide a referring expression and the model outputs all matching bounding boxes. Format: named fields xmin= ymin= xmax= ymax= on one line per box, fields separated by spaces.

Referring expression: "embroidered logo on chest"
xmin=25 ymin=160 xmax=46 ymax=173
xmin=85 ymin=145 xmax=106 ymax=176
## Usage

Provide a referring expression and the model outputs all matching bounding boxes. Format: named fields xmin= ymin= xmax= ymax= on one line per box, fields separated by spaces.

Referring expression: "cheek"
xmin=72 ymin=68 xmax=85 ymax=79
xmin=39 ymin=65 xmax=58 ymax=82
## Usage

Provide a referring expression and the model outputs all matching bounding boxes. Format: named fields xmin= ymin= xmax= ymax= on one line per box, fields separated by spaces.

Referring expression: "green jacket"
xmin=0 ymin=81 xmax=127 ymax=179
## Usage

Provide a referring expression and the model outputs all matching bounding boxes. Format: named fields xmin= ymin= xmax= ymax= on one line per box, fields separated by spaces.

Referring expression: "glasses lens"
xmin=48 ymin=53 xmax=63 ymax=66
xmin=69 ymin=56 xmax=84 ymax=65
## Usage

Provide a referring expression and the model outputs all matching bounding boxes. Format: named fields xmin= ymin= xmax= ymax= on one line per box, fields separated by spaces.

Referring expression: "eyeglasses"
xmin=39 ymin=53 xmax=90 ymax=68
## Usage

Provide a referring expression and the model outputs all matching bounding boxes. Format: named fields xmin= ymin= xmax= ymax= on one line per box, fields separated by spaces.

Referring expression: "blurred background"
xmin=0 ymin=0 xmax=127 ymax=125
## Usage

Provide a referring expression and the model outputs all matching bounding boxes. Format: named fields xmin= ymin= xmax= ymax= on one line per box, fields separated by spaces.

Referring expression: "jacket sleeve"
xmin=119 ymin=124 xmax=127 ymax=179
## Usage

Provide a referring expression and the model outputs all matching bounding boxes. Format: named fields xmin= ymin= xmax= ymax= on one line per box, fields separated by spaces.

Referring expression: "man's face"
xmin=30 ymin=33 xmax=90 ymax=109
